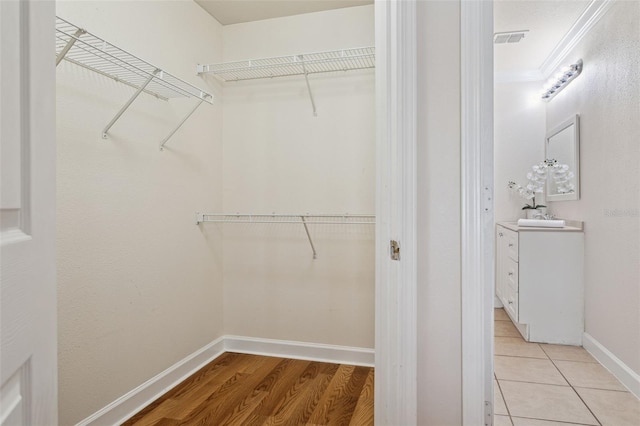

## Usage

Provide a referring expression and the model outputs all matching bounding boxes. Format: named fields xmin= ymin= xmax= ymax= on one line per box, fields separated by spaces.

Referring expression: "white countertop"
xmin=498 ymin=220 xmax=584 ymax=232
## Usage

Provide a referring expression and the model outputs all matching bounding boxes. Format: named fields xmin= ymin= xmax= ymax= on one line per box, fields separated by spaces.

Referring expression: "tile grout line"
xmin=494 ymin=354 xmax=549 ymax=361
xmin=495 ymin=378 xmax=514 ymax=425
xmin=510 ymin=414 xmax=598 ymax=425
xmin=539 ymin=344 xmax=599 ymax=364
xmin=573 ymin=385 xmax=634 ymax=394
xmin=497 ymin=378 xmax=571 ymax=388
xmin=548 ymin=356 xmax=603 ymax=426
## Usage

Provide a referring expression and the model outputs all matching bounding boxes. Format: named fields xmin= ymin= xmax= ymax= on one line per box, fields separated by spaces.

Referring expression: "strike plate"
xmin=390 ymin=240 xmax=400 ymax=261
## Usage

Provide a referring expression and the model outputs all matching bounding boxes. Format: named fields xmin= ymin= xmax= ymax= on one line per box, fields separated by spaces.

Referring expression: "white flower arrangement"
xmin=508 ymin=159 xmax=575 ymax=211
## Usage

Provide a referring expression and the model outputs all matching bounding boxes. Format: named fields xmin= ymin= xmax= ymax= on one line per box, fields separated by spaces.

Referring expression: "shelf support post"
xmin=300 ymin=216 xmax=318 ymax=259
xmin=56 ymin=28 xmax=86 ymax=66
xmin=102 ymin=69 xmax=159 ymax=139
xmin=300 ymin=60 xmax=317 ymax=117
xmin=159 ymin=98 xmax=206 ymax=150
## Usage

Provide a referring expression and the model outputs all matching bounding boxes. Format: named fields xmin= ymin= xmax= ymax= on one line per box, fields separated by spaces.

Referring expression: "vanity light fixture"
xmin=541 ymin=59 xmax=583 ymax=102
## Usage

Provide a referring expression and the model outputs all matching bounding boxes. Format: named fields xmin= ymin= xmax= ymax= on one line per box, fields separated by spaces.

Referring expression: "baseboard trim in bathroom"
xmin=75 ymin=336 xmax=374 ymax=425
xmin=583 ymin=332 xmax=640 ymax=398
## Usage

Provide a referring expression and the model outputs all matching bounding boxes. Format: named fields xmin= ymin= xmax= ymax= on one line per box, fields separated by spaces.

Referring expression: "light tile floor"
xmin=494 ymin=308 xmax=640 ymax=426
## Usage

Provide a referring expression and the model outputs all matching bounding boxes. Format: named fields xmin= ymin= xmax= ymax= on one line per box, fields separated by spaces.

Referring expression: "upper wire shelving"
xmin=196 ymin=47 xmax=375 ymax=116
xmin=55 ymin=16 xmax=214 ymax=149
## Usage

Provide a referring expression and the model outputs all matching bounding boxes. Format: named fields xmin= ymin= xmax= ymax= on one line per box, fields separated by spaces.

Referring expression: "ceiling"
xmin=494 ymin=0 xmax=591 ymax=76
xmin=195 ymin=0 xmax=373 ymax=25
xmin=195 ymin=0 xmax=593 ymax=79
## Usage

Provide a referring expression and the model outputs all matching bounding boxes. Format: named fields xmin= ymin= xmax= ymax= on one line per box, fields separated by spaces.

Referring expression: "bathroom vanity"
xmin=496 ymin=221 xmax=584 ymax=345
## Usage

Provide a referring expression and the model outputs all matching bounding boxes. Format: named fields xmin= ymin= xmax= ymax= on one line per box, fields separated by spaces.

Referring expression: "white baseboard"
xmin=583 ymin=332 xmax=640 ymax=398
xmin=76 ymin=336 xmax=226 ymax=426
xmin=224 ymin=335 xmax=375 ymax=367
xmin=76 ymin=336 xmax=374 ymax=425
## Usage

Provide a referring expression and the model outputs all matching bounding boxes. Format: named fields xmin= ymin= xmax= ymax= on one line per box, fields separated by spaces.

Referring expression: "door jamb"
xmin=374 ymin=0 xmax=494 ymax=424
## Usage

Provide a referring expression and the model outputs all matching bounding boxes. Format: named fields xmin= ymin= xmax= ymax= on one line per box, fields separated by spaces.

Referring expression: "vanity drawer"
xmin=504 ymin=280 xmax=519 ymax=321
xmin=506 ymin=257 xmax=518 ymax=291
xmin=505 ymin=229 xmax=519 ymax=261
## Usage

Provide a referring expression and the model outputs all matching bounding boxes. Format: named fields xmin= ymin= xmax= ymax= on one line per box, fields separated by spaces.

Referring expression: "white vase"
xmin=526 ymin=209 xmax=543 ymax=219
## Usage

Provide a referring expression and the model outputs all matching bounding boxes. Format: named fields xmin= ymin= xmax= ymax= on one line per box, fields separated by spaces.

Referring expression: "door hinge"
xmin=485 ymin=400 xmax=493 ymax=426
xmin=390 ymin=240 xmax=400 ymax=261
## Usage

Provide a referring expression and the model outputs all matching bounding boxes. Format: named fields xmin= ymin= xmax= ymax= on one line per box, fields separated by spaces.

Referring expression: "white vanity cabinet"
xmin=496 ymin=222 xmax=584 ymax=345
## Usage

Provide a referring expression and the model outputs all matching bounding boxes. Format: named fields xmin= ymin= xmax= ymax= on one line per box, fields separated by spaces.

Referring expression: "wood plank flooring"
xmin=122 ymin=352 xmax=374 ymax=426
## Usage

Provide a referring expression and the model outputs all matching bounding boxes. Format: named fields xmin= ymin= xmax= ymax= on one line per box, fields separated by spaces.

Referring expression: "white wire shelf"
xmin=196 ymin=213 xmax=375 ymax=259
xmin=196 ymin=47 xmax=375 ymax=116
xmin=197 ymin=47 xmax=375 ymax=82
xmin=56 ymin=16 xmax=213 ymax=148
xmin=196 ymin=213 xmax=375 ymax=225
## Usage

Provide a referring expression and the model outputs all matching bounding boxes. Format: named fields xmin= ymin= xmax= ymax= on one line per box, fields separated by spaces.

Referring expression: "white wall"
xmin=417 ymin=1 xmax=462 ymax=423
xmin=56 ymin=1 xmax=224 ymax=424
xmin=494 ymin=81 xmax=547 ymax=222
xmin=544 ymin=1 xmax=640 ymax=375
xmin=220 ymin=6 xmax=375 ymax=348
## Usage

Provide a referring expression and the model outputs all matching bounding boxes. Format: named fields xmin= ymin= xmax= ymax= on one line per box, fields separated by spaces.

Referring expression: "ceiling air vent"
xmin=494 ymin=30 xmax=529 ymax=44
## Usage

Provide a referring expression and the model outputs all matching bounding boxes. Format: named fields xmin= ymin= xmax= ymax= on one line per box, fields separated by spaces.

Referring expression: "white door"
xmin=0 ymin=0 xmax=57 ymax=424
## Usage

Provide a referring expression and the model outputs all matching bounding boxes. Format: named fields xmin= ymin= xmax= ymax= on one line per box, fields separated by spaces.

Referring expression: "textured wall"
xmin=220 ymin=6 xmax=375 ymax=348
xmin=56 ymin=1 xmax=224 ymax=424
xmin=417 ymin=1 xmax=463 ymax=423
xmin=494 ymin=81 xmax=547 ymax=222
xmin=544 ymin=1 xmax=640 ymax=374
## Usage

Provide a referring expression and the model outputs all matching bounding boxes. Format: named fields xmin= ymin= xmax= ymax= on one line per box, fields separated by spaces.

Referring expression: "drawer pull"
xmin=508 ymin=272 xmax=514 ymax=276
xmin=508 ymin=243 xmax=514 ymax=247
xmin=499 ymin=232 xmax=503 ymax=237
xmin=508 ymin=301 xmax=513 ymax=304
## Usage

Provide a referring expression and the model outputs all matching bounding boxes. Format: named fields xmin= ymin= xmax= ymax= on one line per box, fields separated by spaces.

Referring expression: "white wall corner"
xmin=539 ymin=0 xmax=615 ymax=78
xmin=583 ymin=332 xmax=640 ymax=399
xmin=75 ymin=337 xmax=225 ymax=426
xmin=461 ymin=0 xmax=494 ymax=425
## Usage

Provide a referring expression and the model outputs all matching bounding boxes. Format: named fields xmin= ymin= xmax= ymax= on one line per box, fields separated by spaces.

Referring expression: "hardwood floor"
xmin=122 ymin=352 xmax=374 ymax=426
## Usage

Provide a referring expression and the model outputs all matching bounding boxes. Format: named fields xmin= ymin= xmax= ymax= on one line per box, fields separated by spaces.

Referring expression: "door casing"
xmin=374 ymin=0 xmax=494 ymax=424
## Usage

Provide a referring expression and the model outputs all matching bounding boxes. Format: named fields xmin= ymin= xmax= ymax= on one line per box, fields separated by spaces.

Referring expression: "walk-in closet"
xmin=55 ymin=1 xmax=375 ymax=424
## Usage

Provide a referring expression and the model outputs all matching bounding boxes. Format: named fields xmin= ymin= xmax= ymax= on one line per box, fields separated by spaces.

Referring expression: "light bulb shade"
xmin=541 ymin=59 xmax=583 ymax=101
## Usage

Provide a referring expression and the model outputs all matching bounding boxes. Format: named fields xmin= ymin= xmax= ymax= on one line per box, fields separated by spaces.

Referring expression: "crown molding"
xmin=539 ymin=0 xmax=614 ymax=78
xmin=497 ymin=0 xmax=614 ymax=84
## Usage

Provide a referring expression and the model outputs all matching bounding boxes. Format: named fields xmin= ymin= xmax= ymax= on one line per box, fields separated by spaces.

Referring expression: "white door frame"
xmin=375 ymin=0 xmax=493 ymax=424
xmin=374 ymin=0 xmax=417 ymax=423
xmin=460 ymin=0 xmax=495 ymax=424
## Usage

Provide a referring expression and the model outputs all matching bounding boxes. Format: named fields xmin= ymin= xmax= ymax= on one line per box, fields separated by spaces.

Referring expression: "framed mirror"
xmin=545 ymin=114 xmax=580 ymax=201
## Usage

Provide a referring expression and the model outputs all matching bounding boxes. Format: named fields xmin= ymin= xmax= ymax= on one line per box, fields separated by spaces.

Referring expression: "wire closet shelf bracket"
xmin=196 ymin=213 xmax=376 ymax=259
xmin=196 ymin=47 xmax=375 ymax=116
xmin=55 ymin=16 xmax=214 ymax=149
